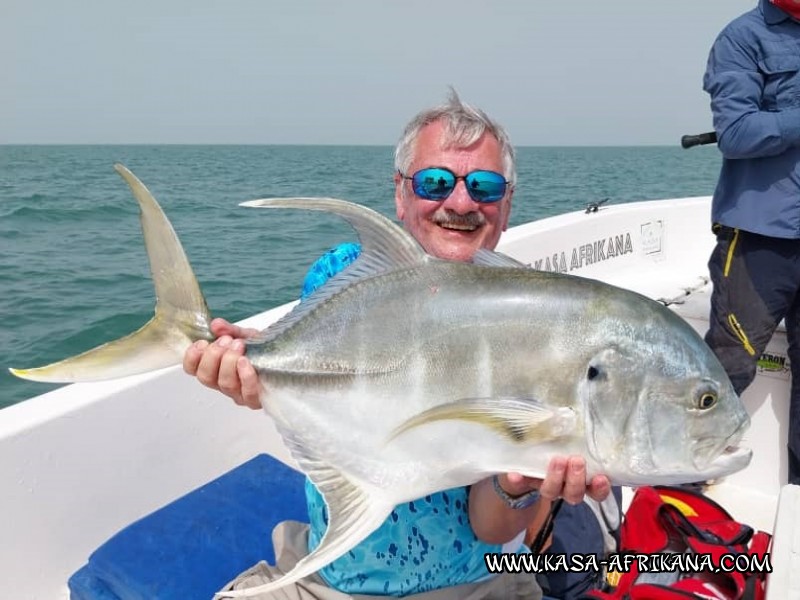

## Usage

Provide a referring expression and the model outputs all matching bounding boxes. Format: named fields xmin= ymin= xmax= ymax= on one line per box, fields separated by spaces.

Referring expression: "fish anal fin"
xmin=217 ymin=433 xmax=393 ymax=598
xmin=389 ymin=397 xmax=576 ymax=445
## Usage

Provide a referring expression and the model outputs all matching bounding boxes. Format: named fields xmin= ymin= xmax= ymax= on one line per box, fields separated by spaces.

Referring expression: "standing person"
xmin=184 ymin=90 xmax=614 ymax=599
xmin=703 ymin=0 xmax=800 ymax=485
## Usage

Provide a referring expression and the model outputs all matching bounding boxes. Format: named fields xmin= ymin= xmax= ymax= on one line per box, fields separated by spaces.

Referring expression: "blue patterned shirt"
xmin=298 ymin=243 xmax=527 ymax=596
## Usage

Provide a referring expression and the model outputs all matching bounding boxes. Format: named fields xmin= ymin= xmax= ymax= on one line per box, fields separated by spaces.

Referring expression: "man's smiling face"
xmin=394 ymin=119 xmax=513 ymax=263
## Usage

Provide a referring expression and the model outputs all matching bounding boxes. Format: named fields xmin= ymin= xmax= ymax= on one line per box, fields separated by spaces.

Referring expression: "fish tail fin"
xmin=9 ymin=164 xmax=214 ymax=383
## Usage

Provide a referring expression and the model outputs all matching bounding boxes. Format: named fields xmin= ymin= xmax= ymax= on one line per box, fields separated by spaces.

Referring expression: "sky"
xmin=2 ymin=0 xmax=757 ymax=146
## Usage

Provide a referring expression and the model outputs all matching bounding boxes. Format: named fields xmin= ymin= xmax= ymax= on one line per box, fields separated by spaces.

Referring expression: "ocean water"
xmin=0 ymin=144 xmax=723 ymax=408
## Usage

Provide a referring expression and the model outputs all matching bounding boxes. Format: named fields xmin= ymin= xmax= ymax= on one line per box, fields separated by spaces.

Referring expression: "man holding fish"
xmin=11 ymin=89 xmax=750 ymax=598
xmin=185 ymin=91 xmax=612 ymax=599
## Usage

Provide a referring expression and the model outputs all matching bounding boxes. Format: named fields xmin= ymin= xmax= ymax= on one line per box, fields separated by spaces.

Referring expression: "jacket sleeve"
xmin=703 ymin=33 xmax=800 ymax=159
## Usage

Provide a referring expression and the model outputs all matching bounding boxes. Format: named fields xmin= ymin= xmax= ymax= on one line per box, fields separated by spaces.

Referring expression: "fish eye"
xmin=694 ymin=392 xmax=718 ymax=410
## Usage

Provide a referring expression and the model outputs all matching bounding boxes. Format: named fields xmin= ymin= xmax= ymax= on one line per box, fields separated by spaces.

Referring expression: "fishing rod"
xmin=680 ymin=131 xmax=717 ymax=149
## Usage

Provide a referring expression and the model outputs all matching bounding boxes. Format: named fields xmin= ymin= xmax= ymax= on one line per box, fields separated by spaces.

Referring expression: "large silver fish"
xmin=11 ymin=165 xmax=752 ymax=598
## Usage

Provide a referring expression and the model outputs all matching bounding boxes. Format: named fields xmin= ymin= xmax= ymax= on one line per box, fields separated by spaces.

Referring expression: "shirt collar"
xmin=762 ymin=0 xmax=794 ymax=25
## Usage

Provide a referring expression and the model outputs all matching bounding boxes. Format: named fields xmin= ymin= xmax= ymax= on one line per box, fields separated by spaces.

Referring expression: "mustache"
xmin=431 ymin=209 xmax=486 ymax=229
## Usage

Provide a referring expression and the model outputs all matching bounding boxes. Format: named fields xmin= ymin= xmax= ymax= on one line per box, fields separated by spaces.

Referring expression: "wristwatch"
xmin=492 ymin=475 xmax=541 ymax=509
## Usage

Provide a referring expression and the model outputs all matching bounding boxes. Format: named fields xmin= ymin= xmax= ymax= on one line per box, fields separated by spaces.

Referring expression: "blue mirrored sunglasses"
xmin=399 ymin=167 xmax=510 ymax=204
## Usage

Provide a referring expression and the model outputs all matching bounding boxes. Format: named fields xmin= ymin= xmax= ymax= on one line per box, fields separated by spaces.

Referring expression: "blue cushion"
xmin=69 ymin=453 xmax=308 ymax=600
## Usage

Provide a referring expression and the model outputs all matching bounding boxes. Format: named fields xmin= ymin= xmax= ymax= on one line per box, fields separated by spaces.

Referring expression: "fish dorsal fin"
xmin=216 ymin=430 xmax=393 ymax=598
xmin=472 ymin=248 xmax=529 ymax=269
xmin=241 ymin=197 xmax=427 ymax=268
xmin=241 ymin=198 xmax=430 ymax=351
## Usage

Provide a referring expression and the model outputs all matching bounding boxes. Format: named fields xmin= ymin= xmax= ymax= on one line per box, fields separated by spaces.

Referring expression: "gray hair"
xmin=394 ymin=88 xmax=517 ymax=187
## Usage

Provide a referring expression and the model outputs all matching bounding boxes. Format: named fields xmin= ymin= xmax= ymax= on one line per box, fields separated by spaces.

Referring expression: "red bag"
xmin=584 ymin=486 xmax=771 ymax=600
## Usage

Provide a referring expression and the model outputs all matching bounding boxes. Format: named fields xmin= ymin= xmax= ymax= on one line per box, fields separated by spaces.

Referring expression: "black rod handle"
xmin=681 ymin=131 xmax=717 ymax=149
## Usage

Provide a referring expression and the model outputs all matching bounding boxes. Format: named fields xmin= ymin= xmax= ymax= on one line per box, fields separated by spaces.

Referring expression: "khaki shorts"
xmin=217 ymin=521 xmax=543 ymax=600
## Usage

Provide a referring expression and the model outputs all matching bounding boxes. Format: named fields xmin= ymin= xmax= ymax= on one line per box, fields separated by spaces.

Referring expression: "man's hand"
xmin=469 ymin=455 xmax=610 ymax=545
xmin=183 ymin=318 xmax=262 ymax=409
xmin=503 ymin=455 xmax=610 ymax=505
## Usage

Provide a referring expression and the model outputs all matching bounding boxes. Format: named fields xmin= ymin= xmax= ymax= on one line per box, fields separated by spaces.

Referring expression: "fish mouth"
xmin=693 ymin=415 xmax=750 ymax=470
xmin=716 ymin=443 xmax=751 ymax=461
xmin=693 ymin=440 xmax=752 ymax=479
xmin=707 ymin=444 xmax=752 ymax=477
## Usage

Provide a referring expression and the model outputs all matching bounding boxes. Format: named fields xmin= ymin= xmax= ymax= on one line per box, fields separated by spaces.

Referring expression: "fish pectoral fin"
xmin=389 ymin=397 xmax=577 ymax=444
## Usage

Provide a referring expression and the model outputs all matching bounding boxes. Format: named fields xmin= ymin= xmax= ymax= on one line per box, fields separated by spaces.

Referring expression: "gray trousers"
xmin=218 ymin=521 xmax=543 ymax=600
xmin=705 ymin=225 xmax=800 ymax=483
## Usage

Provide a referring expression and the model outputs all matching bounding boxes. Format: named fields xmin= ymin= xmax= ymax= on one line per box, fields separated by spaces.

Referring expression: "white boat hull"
xmin=1 ymin=196 xmax=793 ymax=599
